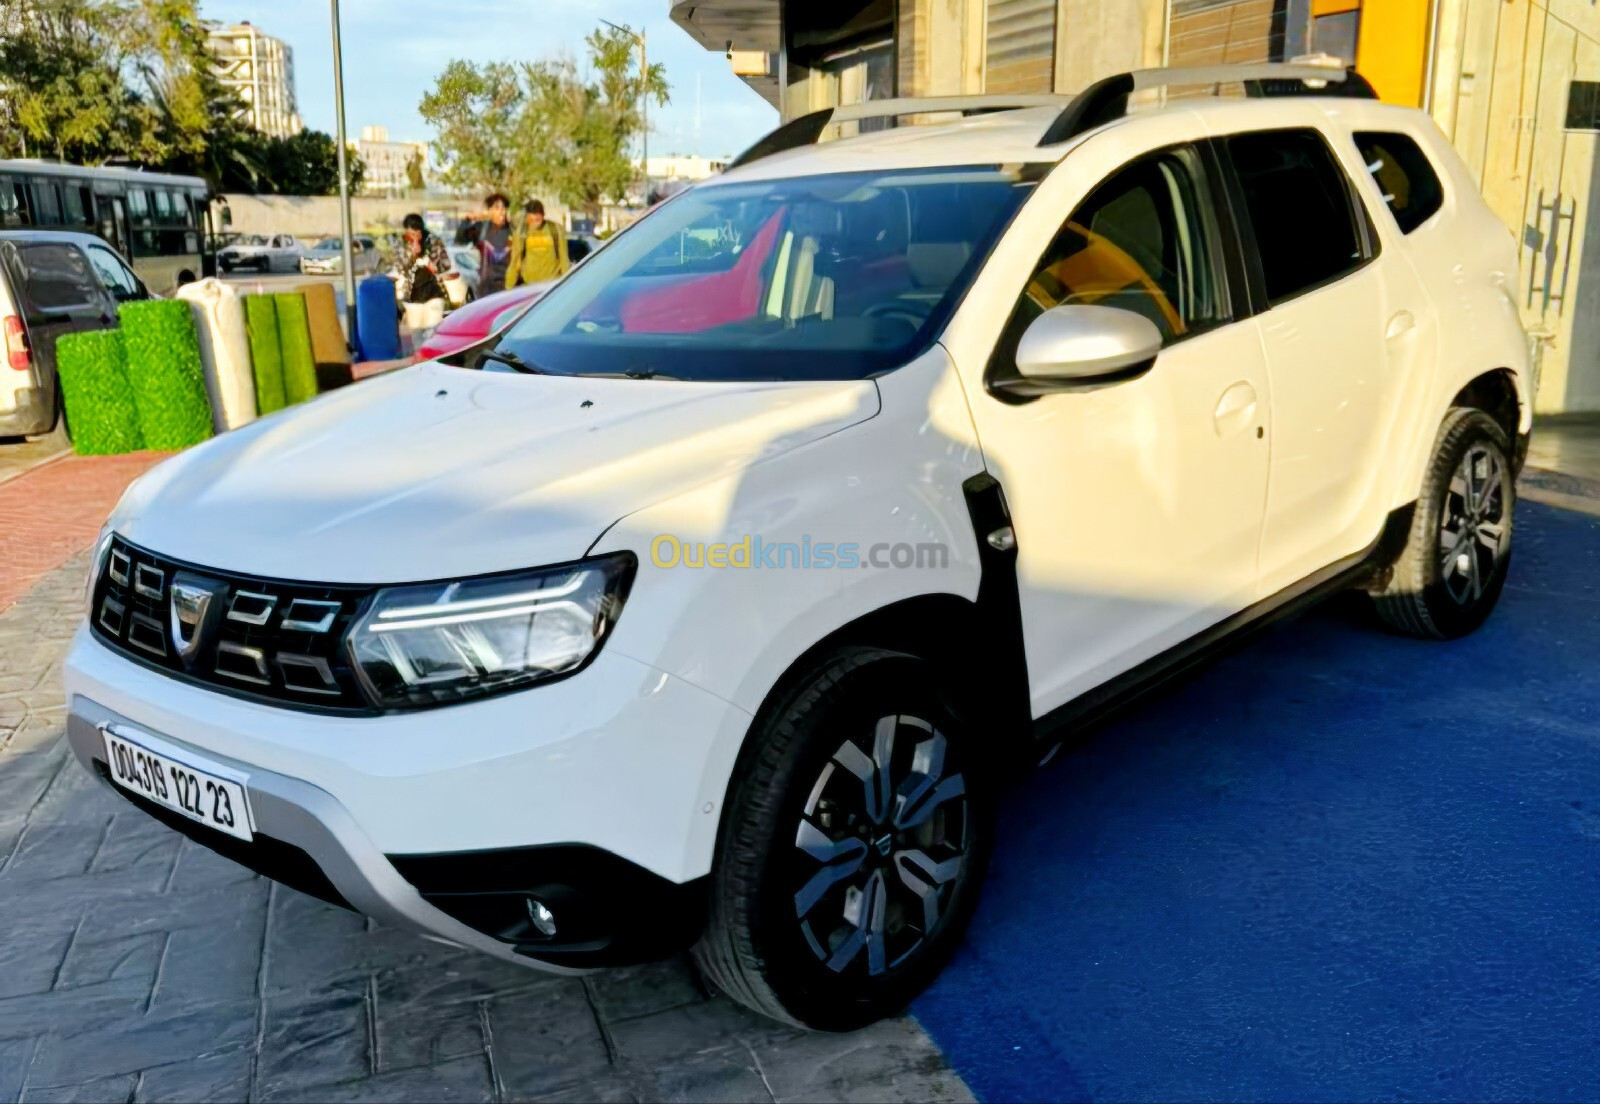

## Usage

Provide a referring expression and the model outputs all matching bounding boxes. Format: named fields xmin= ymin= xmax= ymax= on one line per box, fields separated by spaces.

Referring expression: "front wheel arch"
xmin=740 ymin=593 xmax=1028 ymax=759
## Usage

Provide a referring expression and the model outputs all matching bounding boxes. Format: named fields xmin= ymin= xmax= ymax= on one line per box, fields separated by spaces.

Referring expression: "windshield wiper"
xmin=477 ymin=347 xmax=546 ymax=374
xmin=576 ymin=368 xmax=684 ymax=381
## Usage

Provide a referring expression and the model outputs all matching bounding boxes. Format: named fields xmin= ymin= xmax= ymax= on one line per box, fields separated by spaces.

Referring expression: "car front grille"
xmin=91 ymin=536 xmax=378 ymax=714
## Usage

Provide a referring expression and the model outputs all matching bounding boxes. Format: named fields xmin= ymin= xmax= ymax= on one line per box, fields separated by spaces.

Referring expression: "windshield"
xmin=494 ymin=165 xmax=1038 ymax=381
xmin=233 ymin=235 xmax=267 ymax=246
xmin=313 ymin=238 xmax=341 ymax=250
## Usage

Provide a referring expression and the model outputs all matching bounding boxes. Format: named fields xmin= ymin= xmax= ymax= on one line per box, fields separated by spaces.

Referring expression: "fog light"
xmin=526 ymin=898 xmax=558 ymax=938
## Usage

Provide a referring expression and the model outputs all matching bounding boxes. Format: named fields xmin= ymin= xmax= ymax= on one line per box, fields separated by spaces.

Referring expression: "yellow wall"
xmin=1354 ymin=0 xmax=1432 ymax=106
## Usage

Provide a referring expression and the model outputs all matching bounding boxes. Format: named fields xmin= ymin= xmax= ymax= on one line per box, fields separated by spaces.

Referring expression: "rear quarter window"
xmin=1353 ymin=132 xmax=1445 ymax=235
xmin=9 ymin=244 xmax=103 ymax=318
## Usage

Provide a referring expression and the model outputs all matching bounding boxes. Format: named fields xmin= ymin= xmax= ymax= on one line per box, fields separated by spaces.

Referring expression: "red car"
xmin=412 ymin=282 xmax=550 ymax=363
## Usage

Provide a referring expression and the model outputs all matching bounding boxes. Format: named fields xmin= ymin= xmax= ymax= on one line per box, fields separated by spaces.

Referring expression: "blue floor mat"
xmin=914 ymin=502 xmax=1600 ymax=1103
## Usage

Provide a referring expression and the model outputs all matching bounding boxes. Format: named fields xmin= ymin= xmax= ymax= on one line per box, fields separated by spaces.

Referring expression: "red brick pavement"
xmin=0 ymin=451 xmax=169 ymax=613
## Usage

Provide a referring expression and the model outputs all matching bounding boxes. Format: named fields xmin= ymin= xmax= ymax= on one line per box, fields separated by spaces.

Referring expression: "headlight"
xmin=86 ymin=525 xmax=114 ymax=607
xmin=346 ymin=554 xmax=634 ymax=709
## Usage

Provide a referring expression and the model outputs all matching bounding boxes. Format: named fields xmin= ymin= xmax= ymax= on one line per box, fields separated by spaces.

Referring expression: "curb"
xmin=0 ymin=446 xmax=72 ymax=490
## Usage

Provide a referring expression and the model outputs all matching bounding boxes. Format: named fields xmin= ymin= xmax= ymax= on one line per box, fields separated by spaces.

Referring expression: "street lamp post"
xmin=329 ymin=0 xmax=358 ymax=349
xmin=600 ymin=20 xmax=649 ymax=205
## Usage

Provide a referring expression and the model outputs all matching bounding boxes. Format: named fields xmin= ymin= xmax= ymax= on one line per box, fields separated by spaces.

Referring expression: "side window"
xmin=0 ymin=177 xmax=26 ymax=227
xmin=63 ymin=185 xmax=93 ymax=226
xmin=1353 ymin=131 xmax=1445 ymax=235
xmin=13 ymin=244 xmax=103 ymax=318
xmin=86 ymin=245 xmax=143 ymax=301
xmin=1227 ymin=129 xmax=1369 ymax=304
xmin=152 ymin=189 xmax=173 ymax=221
xmin=128 ymin=189 xmax=150 ymax=223
xmin=992 ymin=146 xmax=1226 ymax=375
xmin=32 ymin=184 xmax=63 ymax=226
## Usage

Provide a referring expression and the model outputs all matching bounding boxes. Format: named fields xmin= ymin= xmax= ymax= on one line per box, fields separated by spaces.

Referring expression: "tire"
xmin=1371 ymin=407 xmax=1514 ymax=639
xmin=694 ymin=647 xmax=992 ymax=1030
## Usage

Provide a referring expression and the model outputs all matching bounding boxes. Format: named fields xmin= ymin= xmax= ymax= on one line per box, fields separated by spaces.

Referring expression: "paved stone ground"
xmin=0 ymin=426 xmax=70 ymax=488
xmin=0 ymin=557 xmax=975 ymax=1103
xmin=4 ymin=417 xmax=1593 ymax=1103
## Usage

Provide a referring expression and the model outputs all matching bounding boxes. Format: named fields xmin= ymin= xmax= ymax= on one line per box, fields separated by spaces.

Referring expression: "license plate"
xmin=101 ymin=728 xmax=253 ymax=842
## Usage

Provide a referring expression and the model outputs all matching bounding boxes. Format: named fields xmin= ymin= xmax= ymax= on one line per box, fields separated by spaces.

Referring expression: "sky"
xmin=200 ymin=0 xmax=779 ymax=160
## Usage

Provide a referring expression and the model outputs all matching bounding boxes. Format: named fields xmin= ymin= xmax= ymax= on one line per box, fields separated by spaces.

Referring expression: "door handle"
xmin=1214 ymin=381 xmax=1258 ymax=438
xmin=1386 ymin=310 xmax=1417 ymax=340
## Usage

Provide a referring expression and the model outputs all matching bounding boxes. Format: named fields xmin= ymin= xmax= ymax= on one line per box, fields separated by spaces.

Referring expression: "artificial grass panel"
xmin=119 ymin=298 xmax=213 ymax=450
xmin=273 ymin=292 xmax=319 ymax=404
xmin=244 ymin=294 xmax=286 ymax=414
xmin=55 ymin=329 xmax=144 ymax=455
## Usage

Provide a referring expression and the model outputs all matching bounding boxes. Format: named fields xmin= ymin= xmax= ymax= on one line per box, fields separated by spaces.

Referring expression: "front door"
xmin=960 ymin=142 xmax=1272 ymax=716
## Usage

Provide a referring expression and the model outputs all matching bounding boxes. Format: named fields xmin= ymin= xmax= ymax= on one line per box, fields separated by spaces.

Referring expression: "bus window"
xmin=129 ymin=188 xmax=150 ymax=224
xmin=0 ymin=178 xmax=27 ymax=227
xmin=64 ymin=185 xmax=93 ymax=227
xmin=32 ymin=183 xmax=63 ymax=226
xmin=153 ymin=190 xmax=172 ymax=221
xmin=170 ymin=191 xmax=194 ymax=226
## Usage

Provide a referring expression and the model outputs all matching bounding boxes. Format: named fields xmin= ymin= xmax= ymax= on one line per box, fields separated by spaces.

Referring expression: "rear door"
xmin=0 ymin=240 xmax=118 ymax=414
xmin=1219 ymin=127 xmax=1404 ymax=595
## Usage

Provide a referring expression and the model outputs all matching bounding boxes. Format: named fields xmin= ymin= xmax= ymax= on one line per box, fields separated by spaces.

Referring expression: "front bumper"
xmin=67 ymin=696 xmax=556 ymax=967
xmin=65 ymin=626 xmax=754 ymax=967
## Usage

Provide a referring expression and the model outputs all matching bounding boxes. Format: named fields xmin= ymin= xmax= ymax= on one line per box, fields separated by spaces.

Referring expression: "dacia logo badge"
xmin=169 ymin=572 xmax=225 ymax=668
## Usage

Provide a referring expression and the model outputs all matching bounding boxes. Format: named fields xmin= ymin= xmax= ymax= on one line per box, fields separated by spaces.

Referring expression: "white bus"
xmin=0 ymin=160 xmax=213 ymax=293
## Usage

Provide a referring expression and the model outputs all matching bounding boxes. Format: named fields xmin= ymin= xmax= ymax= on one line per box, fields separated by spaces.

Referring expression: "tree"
xmin=258 ymin=130 xmax=365 ymax=196
xmin=0 ymin=0 xmax=164 ymax=162
xmin=419 ymin=26 xmax=668 ymax=214
xmin=0 ymin=0 xmax=365 ymax=197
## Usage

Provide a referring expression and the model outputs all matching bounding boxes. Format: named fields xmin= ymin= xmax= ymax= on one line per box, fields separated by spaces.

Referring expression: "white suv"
xmin=66 ymin=65 xmax=1530 ymax=1030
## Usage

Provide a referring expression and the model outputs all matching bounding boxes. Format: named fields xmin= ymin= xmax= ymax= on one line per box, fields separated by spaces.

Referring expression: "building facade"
xmin=672 ymin=0 xmax=1600 ymax=412
xmin=356 ymin=126 xmax=429 ymax=197
xmin=206 ymin=22 xmax=301 ymax=140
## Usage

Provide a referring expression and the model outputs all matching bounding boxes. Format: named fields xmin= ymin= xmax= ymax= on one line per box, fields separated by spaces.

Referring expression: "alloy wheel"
xmin=1438 ymin=443 xmax=1508 ymax=605
xmin=792 ymin=714 xmax=970 ymax=976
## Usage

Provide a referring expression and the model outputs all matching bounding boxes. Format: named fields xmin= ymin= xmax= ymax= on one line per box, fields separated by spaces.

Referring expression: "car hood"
xmin=113 ymin=363 xmax=880 ymax=583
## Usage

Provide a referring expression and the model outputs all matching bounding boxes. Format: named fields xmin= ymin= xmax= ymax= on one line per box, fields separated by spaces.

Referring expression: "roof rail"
xmin=1037 ymin=62 xmax=1377 ymax=147
xmin=726 ymin=94 xmax=1074 ymax=170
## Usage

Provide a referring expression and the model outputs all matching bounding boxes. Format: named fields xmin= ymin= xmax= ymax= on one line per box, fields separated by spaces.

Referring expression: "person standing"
xmin=507 ymin=199 xmax=569 ymax=288
xmin=474 ymin=193 xmax=514 ymax=296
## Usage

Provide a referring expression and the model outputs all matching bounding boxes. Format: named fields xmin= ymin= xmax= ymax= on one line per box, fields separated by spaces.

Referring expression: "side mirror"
xmin=994 ymin=304 xmax=1164 ymax=397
